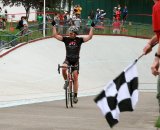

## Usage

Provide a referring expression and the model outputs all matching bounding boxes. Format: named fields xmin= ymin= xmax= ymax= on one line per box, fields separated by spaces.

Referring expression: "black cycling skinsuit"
xmin=62 ymin=36 xmax=84 ymax=68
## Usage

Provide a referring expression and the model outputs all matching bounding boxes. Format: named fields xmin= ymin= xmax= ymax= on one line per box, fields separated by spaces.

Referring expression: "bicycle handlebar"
xmin=58 ymin=64 xmax=61 ymax=74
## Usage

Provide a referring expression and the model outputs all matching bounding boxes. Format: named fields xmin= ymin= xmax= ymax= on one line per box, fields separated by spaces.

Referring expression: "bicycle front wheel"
xmin=70 ymin=83 xmax=73 ymax=108
xmin=65 ymin=87 xmax=70 ymax=108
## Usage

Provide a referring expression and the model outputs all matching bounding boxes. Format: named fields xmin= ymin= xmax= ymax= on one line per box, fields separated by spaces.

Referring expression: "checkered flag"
xmin=94 ymin=62 xmax=139 ymax=128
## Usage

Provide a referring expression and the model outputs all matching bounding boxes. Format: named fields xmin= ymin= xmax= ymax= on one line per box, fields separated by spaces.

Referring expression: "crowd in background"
xmin=16 ymin=16 xmax=28 ymax=36
xmin=112 ymin=4 xmax=128 ymax=23
xmin=49 ymin=4 xmax=128 ymax=34
xmin=0 ymin=7 xmax=8 ymax=30
xmin=112 ymin=4 xmax=128 ymax=34
xmin=0 ymin=3 xmax=128 ymax=35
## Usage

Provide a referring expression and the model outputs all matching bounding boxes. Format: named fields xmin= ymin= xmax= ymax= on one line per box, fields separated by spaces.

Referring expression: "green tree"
xmin=1 ymin=0 xmax=73 ymax=20
xmin=1 ymin=0 xmax=60 ymax=20
xmin=2 ymin=0 xmax=43 ymax=20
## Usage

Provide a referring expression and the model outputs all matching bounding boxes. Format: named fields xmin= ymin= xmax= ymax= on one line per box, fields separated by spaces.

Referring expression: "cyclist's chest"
xmin=65 ymin=40 xmax=82 ymax=50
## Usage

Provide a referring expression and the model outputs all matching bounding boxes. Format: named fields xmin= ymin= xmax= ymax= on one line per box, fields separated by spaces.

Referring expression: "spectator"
xmin=95 ymin=8 xmax=101 ymax=24
xmin=59 ymin=13 xmax=64 ymax=34
xmin=4 ymin=9 xmax=7 ymax=19
xmin=16 ymin=16 xmax=24 ymax=33
xmin=86 ymin=15 xmax=92 ymax=33
xmin=86 ymin=16 xmax=92 ymax=27
xmin=99 ymin=10 xmax=106 ymax=24
xmin=2 ymin=17 xmax=6 ymax=30
xmin=149 ymin=0 xmax=160 ymax=77
xmin=72 ymin=14 xmax=76 ymax=21
xmin=122 ymin=5 xmax=128 ymax=24
xmin=63 ymin=11 xmax=68 ymax=25
xmin=142 ymin=0 xmax=160 ymax=103
xmin=53 ymin=13 xmax=60 ymax=33
xmin=63 ymin=11 xmax=70 ymax=34
xmin=74 ymin=4 xmax=82 ymax=17
xmin=54 ymin=13 xmax=60 ymax=27
xmin=89 ymin=10 xmax=95 ymax=20
xmin=99 ymin=10 xmax=106 ymax=19
xmin=22 ymin=16 xmax=28 ymax=35
xmin=46 ymin=14 xmax=52 ymax=22
xmin=117 ymin=4 xmax=122 ymax=12
xmin=37 ymin=13 xmax=43 ymax=33
xmin=1 ymin=9 xmax=8 ymax=30
xmin=74 ymin=15 xmax=81 ymax=29
xmin=112 ymin=19 xmax=121 ymax=34
xmin=73 ymin=5 xmax=78 ymax=14
xmin=66 ymin=11 xmax=70 ymax=22
xmin=45 ymin=14 xmax=50 ymax=35
xmin=20 ymin=16 xmax=29 ymax=42
xmin=0 ymin=17 xmax=4 ymax=30
xmin=77 ymin=5 xmax=82 ymax=16
xmin=16 ymin=16 xmax=28 ymax=42
xmin=68 ymin=18 xmax=74 ymax=26
xmin=113 ymin=7 xmax=117 ymax=20
xmin=116 ymin=7 xmax=121 ymax=21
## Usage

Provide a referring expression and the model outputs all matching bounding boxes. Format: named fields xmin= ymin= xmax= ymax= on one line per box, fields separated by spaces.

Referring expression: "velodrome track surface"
xmin=0 ymin=36 xmax=159 ymax=130
xmin=0 ymin=35 xmax=158 ymax=107
xmin=0 ymin=93 xmax=157 ymax=130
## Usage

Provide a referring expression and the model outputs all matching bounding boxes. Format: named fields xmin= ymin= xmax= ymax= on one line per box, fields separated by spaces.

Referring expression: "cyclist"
xmin=52 ymin=20 xmax=95 ymax=104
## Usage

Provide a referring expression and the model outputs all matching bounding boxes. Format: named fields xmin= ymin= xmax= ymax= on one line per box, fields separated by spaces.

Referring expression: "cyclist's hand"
xmin=51 ymin=20 xmax=56 ymax=26
xmin=91 ymin=21 xmax=95 ymax=27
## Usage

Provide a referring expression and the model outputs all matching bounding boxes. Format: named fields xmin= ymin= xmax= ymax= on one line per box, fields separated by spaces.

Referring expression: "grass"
xmin=0 ymin=21 xmax=154 ymax=46
xmin=155 ymin=116 xmax=160 ymax=128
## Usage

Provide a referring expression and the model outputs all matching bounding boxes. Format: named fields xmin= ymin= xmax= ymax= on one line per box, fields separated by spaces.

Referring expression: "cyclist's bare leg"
xmin=73 ymin=70 xmax=79 ymax=103
xmin=73 ymin=70 xmax=79 ymax=94
xmin=62 ymin=63 xmax=68 ymax=89
xmin=62 ymin=63 xmax=68 ymax=80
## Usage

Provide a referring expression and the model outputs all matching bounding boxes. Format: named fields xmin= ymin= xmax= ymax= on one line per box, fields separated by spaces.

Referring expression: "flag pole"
xmin=135 ymin=41 xmax=158 ymax=63
xmin=135 ymin=53 xmax=145 ymax=63
xmin=127 ymin=41 xmax=158 ymax=72
xmin=124 ymin=53 xmax=145 ymax=73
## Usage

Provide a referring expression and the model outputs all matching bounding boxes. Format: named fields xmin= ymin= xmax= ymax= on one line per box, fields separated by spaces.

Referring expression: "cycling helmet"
xmin=68 ymin=26 xmax=79 ymax=34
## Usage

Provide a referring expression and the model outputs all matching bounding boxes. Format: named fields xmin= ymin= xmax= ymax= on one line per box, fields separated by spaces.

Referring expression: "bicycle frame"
xmin=58 ymin=64 xmax=78 ymax=108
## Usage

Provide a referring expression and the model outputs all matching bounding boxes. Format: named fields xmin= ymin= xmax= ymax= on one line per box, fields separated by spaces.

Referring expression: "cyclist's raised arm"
xmin=83 ymin=22 xmax=95 ymax=42
xmin=52 ymin=20 xmax=63 ymax=41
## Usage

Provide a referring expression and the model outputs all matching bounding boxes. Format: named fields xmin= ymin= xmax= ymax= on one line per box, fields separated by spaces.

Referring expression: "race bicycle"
xmin=58 ymin=64 xmax=79 ymax=108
